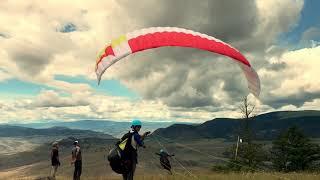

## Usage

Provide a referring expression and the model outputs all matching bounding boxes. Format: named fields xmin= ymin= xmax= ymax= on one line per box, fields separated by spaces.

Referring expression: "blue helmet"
xmin=160 ymin=149 xmax=164 ymax=153
xmin=131 ymin=119 xmax=142 ymax=127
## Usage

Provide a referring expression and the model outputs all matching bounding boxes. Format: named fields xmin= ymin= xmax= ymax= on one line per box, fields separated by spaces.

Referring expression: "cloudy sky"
xmin=0 ymin=0 xmax=319 ymax=123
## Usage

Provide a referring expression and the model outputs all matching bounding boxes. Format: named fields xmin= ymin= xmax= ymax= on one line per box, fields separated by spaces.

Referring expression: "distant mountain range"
xmin=0 ymin=125 xmax=114 ymax=139
xmin=3 ymin=110 xmax=320 ymax=141
xmin=153 ymin=110 xmax=320 ymax=140
xmin=8 ymin=120 xmax=176 ymax=137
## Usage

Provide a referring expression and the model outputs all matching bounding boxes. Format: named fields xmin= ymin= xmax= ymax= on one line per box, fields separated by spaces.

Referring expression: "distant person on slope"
xmin=71 ymin=140 xmax=82 ymax=180
xmin=120 ymin=119 xmax=151 ymax=180
xmin=155 ymin=149 xmax=174 ymax=174
xmin=50 ymin=142 xmax=60 ymax=178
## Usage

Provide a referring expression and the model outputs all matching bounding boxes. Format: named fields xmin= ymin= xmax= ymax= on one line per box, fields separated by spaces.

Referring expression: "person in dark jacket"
xmin=155 ymin=149 xmax=174 ymax=174
xmin=71 ymin=140 xmax=82 ymax=180
xmin=122 ymin=119 xmax=150 ymax=180
xmin=51 ymin=142 xmax=60 ymax=178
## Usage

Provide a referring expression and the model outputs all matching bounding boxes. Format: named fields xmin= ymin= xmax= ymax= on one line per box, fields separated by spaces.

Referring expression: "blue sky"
xmin=279 ymin=0 xmax=320 ymax=48
xmin=54 ymin=75 xmax=138 ymax=98
xmin=0 ymin=79 xmax=47 ymax=97
xmin=0 ymin=0 xmax=319 ymax=123
xmin=0 ymin=75 xmax=138 ymax=99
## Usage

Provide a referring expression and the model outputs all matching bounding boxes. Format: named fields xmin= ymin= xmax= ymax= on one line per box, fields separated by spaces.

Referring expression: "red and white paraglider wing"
xmin=95 ymin=27 xmax=260 ymax=97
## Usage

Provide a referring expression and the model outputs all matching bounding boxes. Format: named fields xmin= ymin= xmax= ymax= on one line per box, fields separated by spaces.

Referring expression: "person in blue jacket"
xmin=122 ymin=119 xmax=150 ymax=180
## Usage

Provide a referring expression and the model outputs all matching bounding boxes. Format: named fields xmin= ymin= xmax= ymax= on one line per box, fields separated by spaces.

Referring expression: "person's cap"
xmin=73 ymin=140 xmax=79 ymax=145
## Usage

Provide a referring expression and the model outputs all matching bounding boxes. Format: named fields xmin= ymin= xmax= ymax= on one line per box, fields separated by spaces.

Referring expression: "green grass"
xmin=5 ymin=172 xmax=320 ymax=180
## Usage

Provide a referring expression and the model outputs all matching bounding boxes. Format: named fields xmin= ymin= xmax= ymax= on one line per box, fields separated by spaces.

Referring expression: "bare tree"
xmin=225 ymin=96 xmax=267 ymax=170
xmin=238 ymin=96 xmax=255 ymax=144
xmin=235 ymin=96 xmax=266 ymax=168
xmin=239 ymin=96 xmax=255 ymax=119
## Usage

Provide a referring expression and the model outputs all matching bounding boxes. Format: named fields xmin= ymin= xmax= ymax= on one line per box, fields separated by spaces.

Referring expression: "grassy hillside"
xmin=1 ymin=135 xmax=320 ymax=179
xmin=0 ymin=135 xmax=233 ymax=178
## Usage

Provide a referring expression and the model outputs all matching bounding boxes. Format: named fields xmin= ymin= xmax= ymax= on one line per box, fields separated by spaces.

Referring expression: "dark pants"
xmin=73 ymin=160 xmax=82 ymax=180
xmin=122 ymin=159 xmax=136 ymax=180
